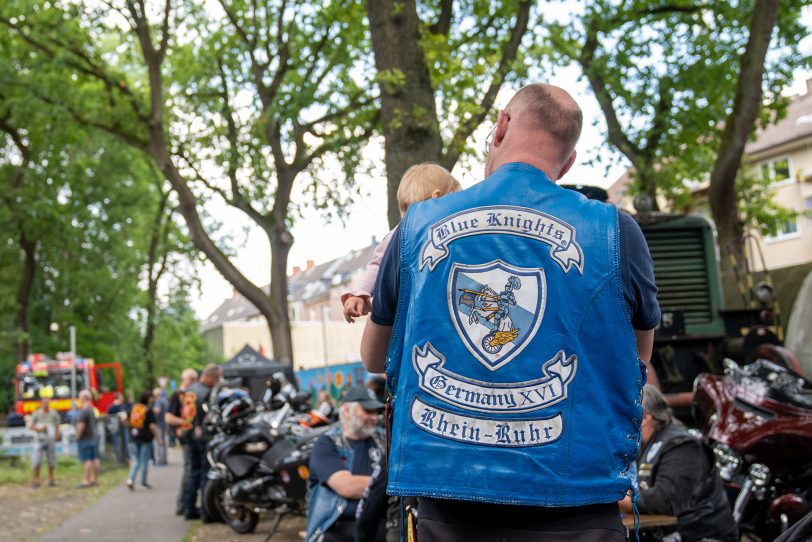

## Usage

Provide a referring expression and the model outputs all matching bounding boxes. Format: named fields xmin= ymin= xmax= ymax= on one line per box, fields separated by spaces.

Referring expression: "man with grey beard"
xmin=305 ymin=386 xmax=385 ymax=542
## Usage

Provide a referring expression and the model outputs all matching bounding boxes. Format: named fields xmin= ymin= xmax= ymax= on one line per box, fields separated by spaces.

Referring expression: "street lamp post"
xmin=69 ymin=325 xmax=77 ymax=420
xmin=321 ymin=305 xmax=330 ymax=391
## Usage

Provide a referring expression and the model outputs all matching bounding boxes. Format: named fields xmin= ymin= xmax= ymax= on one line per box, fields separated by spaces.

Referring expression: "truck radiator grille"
xmin=645 ymin=228 xmax=713 ymax=325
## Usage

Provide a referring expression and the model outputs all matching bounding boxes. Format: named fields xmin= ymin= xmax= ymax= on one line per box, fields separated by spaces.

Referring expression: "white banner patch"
xmin=413 ymin=343 xmax=577 ymax=414
xmin=419 ymin=206 xmax=583 ymax=274
xmin=411 ymin=396 xmax=563 ymax=447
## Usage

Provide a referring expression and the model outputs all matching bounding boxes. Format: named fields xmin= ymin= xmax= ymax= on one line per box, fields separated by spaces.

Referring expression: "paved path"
xmin=38 ymin=448 xmax=188 ymax=542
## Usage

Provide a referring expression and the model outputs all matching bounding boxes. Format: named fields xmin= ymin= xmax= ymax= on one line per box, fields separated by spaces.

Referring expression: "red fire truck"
xmin=14 ymin=353 xmax=123 ymax=418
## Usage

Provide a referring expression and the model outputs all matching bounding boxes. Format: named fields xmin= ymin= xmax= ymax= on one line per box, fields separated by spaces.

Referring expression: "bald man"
xmin=361 ymin=84 xmax=660 ymax=541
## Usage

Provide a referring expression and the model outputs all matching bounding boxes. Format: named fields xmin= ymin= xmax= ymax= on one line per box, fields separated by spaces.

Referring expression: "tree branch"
xmin=444 ymin=0 xmax=531 ymax=166
xmin=157 ymin=0 xmax=172 ymax=61
xmin=579 ymin=25 xmax=644 ymax=164
xmin=644 ymin=76 xmax=673 ymax=156
xmin=300 ymin=92 xmax=375 ymax=133
xmin=1 ymin=17 xmax=147 ymax=121
xmin=429 ymin=0 xmax=453 ymax=35
xmin=28 ymin=88 xmax=149 ymax=149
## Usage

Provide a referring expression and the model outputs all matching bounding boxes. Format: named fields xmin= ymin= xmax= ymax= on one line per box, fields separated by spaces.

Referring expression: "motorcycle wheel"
xmin=205 ymin=479 xmax=260 ymax=534
xmin=202 ymin=478 xmax=225 ymax=523
xmin=224 ymin=506 xmax=259 ymax=535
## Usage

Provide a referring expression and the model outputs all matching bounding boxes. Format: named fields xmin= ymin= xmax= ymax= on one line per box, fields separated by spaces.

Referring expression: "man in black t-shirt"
xmin=181 ymin=364 xmax=221 ymax=521
xmin=75 ymin=390 xmax=98 ymax=488
xmin=165 ymin=368 xmax=198 ymax=516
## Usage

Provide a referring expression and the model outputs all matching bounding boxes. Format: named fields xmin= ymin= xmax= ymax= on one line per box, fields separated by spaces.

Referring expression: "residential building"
xmin=743 ymin=80 xmax=812 ymax=271
xmin=201 ymin=239 xmax=379 ymax=371
xmin=608 ymin=80 xmax=812 ymax=270
xmin=606 ymin=79 xmax=812 ymax=321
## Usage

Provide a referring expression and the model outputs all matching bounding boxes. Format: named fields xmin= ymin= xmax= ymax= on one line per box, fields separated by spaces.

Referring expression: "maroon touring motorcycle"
xmin=693 ymin=347 xmax=812 ymax=540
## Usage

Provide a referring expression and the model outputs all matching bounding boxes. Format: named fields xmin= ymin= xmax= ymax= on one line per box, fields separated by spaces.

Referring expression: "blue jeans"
xmin=77 ymin=439 xmax=98 ymax=462
xmin=128 ymin=441 xmax=153 ymax=485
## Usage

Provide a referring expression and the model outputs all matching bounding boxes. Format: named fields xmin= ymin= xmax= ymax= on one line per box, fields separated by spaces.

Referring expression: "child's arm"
xmin=341 ymin=230 xmax=395 ymax=323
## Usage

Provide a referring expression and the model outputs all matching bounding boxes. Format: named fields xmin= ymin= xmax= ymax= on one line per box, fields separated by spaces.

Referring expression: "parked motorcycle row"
xmin=693 ymin=347 xmax=812 ymax=541
xmin=201 ymin=375 xmax=335 ymax=538
xmin=196 ymin=351 xmax=811 ymax=541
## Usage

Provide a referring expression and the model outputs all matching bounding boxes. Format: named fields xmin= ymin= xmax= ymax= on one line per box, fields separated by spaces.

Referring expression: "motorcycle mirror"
xmin=754 ymin=281 xmax=774 ymax=306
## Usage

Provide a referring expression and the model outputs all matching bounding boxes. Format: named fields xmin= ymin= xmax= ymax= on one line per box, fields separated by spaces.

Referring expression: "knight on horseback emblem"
xmin=449 ymin=261 xmax=546 ymax=371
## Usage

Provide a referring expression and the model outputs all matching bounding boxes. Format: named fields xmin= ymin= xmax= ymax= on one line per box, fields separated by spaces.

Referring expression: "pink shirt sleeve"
xmin=340 ymin=228 xmax=395 ymax=303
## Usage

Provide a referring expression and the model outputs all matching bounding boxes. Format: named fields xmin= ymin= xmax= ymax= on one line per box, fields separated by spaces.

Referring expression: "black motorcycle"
xmin=203 ymin=387 xmax=333 ymax=536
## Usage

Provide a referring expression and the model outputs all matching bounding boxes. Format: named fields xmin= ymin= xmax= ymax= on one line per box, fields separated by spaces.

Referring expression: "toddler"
xmin=342 ymin=163 xmax=461 ymax=322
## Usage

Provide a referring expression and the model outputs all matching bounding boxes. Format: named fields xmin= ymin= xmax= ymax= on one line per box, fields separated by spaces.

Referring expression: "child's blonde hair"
xmin=397 ymin=162 xmax=461 ymax=216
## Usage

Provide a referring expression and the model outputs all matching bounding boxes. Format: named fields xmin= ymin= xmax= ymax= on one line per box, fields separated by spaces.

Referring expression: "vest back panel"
xmin=386 ymin=163 xmax=645 ymax=506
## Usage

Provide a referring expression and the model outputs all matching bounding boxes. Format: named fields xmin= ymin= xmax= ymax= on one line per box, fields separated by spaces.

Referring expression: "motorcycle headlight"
xmin=245 ymin=441 xmax=269 ymax=453
xmin=712 ymin=443 xmax=743 ymax=481
xmin=749 ymin=463 xmax=771 ymax=487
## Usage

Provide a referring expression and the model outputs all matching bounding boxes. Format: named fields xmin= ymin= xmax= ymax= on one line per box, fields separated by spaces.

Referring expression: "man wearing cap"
xmin=305 ymin=386 xmax=386 ymax=542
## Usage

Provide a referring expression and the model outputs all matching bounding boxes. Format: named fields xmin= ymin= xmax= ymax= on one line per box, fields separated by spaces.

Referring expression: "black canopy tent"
xmin=219 ymin=345 xmax=297 ymax=401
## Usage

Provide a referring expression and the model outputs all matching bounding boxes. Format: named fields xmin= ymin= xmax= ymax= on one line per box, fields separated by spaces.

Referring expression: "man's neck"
xmin=343 ymin=430 xmax=370 ymax=441
xmin=490 ymin=154 xmax=559 ymax=181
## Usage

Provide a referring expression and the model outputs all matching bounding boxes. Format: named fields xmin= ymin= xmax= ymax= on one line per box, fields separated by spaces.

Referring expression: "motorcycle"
xmin=693 ymin=353 xmax=812 ymax=540
xmin=203 ymin=384 xmax=333 ymax=536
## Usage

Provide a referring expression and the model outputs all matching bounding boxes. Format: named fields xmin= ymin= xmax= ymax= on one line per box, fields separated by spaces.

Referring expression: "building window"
xmin=760 ymin=157 xmax=792 ymax=185
xmin=765 ymin=218 xmax=800 ymax=242
xmin=806 ymin=197 xmax=812 ymax=228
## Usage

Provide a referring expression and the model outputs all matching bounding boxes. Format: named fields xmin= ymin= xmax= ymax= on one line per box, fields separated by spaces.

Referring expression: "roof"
xmin=201 ymin=240 xmax=378 ymax=331
xmin=746 ymin=83 xmax=812 ymax=156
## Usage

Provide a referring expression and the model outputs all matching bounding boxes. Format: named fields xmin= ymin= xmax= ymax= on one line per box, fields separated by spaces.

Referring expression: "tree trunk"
xmin=709 ymin=0 xmax=779 ymax=292
xmin=137 ymin=36 xmax=291 ymax=364
xmin=150 ymin=139 xmax=283 ymax=361
xmin=366 ymin=0 xmax=444 ymax=228
xmin=142 ymin=189 xmax=170 ymax=384
xmin=269 ymin=226 xmax=294 ymax=364
xmin=16 ymin=229 xmax=36 ymax=363
xmin=636 ymin=163 xmax=660 ymax=211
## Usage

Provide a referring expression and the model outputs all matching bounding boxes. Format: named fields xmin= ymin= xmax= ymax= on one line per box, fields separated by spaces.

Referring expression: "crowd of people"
xmin=20 ymin=83 xmax=771 ymax=542
xmin=24 ymin=381 xmax=175 ymax=490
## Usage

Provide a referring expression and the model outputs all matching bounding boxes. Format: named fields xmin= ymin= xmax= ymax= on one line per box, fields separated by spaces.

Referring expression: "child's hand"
xmin=343 ymin=295 xmax=372 ymax=323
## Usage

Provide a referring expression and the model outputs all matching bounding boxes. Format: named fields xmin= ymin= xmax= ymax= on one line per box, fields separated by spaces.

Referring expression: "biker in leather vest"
xmin=636 ymin=385 xmax=737 ymax=542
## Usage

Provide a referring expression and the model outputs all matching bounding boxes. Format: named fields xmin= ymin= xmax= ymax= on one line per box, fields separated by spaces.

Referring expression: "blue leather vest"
xmin=386 ymin=163 xmax=645 ymax=506
xmin=305 ymin=426 xmax=350 ymax=542
xmin=305 ymin=426 xmax=385 ymax=542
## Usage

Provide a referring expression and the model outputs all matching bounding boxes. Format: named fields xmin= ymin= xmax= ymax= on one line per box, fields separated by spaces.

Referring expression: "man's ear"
xmin=557 ymin=150 xmax=577 ymax=180
xmin=430 ymin=189 xmax=442 ymax=199
xmin=493 ymin=109 xmax=510 ymax=147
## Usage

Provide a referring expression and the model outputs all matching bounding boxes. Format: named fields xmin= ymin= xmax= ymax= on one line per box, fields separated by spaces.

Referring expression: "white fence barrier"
xmin=0 ymin=422 xmax=106 ymax=459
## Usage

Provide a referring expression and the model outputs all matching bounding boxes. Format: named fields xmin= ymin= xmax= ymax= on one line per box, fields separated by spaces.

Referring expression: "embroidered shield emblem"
xmin=448 ymin=260 xmax=546 ymax=371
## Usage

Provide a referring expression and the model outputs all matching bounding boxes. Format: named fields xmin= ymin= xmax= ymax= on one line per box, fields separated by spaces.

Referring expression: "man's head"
xmin=180 ymin=368 xmax=198 ymax=389
xmin=40 ymin=397 xmax=51 ymax=411
xmin=397 ymin=162 xmax=461 ymax=216
xmin=200 ymin=364 xmax=222 ymax=387
xmin=153 ymin=387 xmax=162 ymax=399
xmin=340 ymin=386 xmax=384 ymax=439
xmin=78 ymin=389 xmax=93 ymax=406
xmin=641 ymin=384 xmax=672 ymax=446
xmin=484 ymin=84 xmax=583 ymax=181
